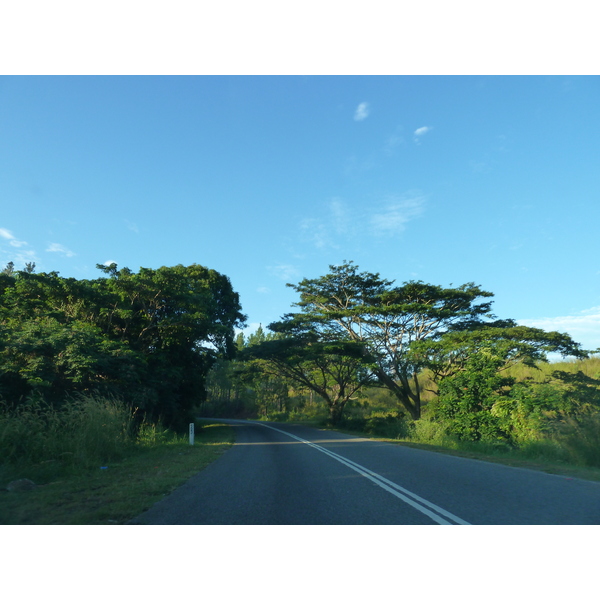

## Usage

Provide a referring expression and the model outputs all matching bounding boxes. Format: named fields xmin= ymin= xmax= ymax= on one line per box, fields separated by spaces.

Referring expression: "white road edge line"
xmin=257 ymin=422 xmax=471 ymax=525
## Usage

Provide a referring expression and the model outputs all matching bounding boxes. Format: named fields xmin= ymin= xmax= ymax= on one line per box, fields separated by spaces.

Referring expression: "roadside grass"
xmin=0 ymin=422 xmax=234 ymax=525
xmin=320 ymin=422 xmax=600 ymax=483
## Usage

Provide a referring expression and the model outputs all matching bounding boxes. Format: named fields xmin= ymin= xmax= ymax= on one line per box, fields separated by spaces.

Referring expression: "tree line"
xmin=206 ymin=262 xmax=599 ymax=448
xmin=3 ymin=258 xmax=599 ymax=450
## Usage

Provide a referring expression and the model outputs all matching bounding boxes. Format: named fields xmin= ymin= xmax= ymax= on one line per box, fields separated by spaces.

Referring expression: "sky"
xmin=1 ymin=75 xmax=599 ymax=352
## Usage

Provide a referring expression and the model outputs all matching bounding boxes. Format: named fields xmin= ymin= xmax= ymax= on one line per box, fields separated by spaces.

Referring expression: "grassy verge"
xmin=0 ymin=422 xmax=234 ymax=525
xmin=324 ymin=423 xmax=600 ymax=483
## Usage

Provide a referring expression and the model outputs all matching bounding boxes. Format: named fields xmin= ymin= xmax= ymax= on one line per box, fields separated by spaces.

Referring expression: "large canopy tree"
xmin=283 ymin=262 xmax=585 ymax=420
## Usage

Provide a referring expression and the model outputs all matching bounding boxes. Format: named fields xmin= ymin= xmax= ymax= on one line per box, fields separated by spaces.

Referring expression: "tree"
xmin=411 ymin=325 xmax=587 ymax=442
xmin=1 ymin=262 xmax=15 ymax=276
xmin=0 ymin=262 xmax=246 ymax=430
xmin=434 ymin=345 xmax=515 ymax=441
xmin=409 ymin=323 xmax=587 ymax=384
xmin=285 ymin=262 xmax=497 ymax=419
xmin=91 ymin=263 xmax=246 ymax=428
xmin=242 ymin=321 xmax=372 ymax=424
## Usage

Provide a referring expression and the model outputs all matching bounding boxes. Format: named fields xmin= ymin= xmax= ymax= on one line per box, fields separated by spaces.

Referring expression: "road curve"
xmin=129 ymin=420 xmax=600 ymax=525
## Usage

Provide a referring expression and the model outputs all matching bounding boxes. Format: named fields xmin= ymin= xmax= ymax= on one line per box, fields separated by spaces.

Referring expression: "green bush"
xmin=364 ymin=411 xmax=410 ymax=439
xmin=260 ymin=411 xmax=289 ymax=422
xmin=288 ymin=406 xmax=329 ymax=424
xmin=135 ymin=419 xmax=182 ymax=446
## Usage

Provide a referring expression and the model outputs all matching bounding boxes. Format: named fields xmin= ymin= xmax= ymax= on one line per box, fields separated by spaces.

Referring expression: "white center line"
xmin=257 ymin=422 xmax=471 ymax=525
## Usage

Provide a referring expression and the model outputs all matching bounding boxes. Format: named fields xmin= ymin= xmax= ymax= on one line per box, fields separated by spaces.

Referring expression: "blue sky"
xmin=1 ymin=75 xmax=599 ymax=352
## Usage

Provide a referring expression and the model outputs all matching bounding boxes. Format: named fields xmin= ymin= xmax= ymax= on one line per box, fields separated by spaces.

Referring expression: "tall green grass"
xmin=0 ymin=394 xmax=135 ymax=469
xmin=0 ymin=393 xmax=185 ymax=488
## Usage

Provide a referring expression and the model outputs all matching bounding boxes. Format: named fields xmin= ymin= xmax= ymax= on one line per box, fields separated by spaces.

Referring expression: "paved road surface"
xmin=129 ymin=420 xmax=600 ymax=525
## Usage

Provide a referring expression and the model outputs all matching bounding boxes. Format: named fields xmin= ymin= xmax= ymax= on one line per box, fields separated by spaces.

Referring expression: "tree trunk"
xmin=328 ymin=402 xmax=345 ymax=425
xmin=375 ymin=367 xmax=420 ymax=420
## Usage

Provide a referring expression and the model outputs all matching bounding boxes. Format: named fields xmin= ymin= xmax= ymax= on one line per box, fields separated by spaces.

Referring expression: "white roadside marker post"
xmin=189 ymin=422 xmax=195 ymax=446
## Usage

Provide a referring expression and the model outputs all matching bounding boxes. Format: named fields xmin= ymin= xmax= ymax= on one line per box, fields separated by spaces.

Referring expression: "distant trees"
xmin=241 ymin=320 xmax=373 ymax=424
xmin=0 ymin=262 xmax=245 ymax=430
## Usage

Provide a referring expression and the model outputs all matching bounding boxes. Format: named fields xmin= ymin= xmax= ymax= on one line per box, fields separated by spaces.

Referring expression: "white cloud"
xmin=518 ymin=307 xmax=600 ymax=352
xmin=257 ymin=286 xmax=270 ymax=294
xmin=299 ymin=198 xmax=350 ymax=250
xmin=354 ymin=102 xmax=370 ymax=121
xmin=46 ymin=243 xmax=76 ymax=258
xmin=414 ymin=126 xmax=433 ymax=144
xmin=414 ymin=126 xmax=432 ymax=136
xmin=0 ymin=228 xmax=37 ymax=268
xmin=370 ymin=194 xmax=427 ymax=236
xmin=0 ymin=228 xmax=27 ymax=247
xmin=103 ymin=260 xmax=117 ymax=267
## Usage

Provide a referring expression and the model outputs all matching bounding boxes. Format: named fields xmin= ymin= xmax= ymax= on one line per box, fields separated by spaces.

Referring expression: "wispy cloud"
xmin=300 ymin=198 xmax=350 ymax=249
xmin=0 ymin=228 xmax=27 ymax=248
xmin=46 ymin=243 xmax=76 ymax=258
xmin=298 ymin=193 xmax=427 ymax=250
xmin=384 ymin=132 xmax=405 ymax=154
xmin=268 ymin=264 xmax=300 ymax=281
xmin=256 ymin=286 xmax=271 ymax=294
xmin=518 ymin=307 xmax=600 ymax=351
xmin=125 ymin=220 xmax=139 ymax=234
xmin=370 ymin=194 xmax=427 ymax=236
xmin=354 ymin=102 xmax=370 ymax=121
xmin=0 ymin=227 xmax=38 ymax=267
xmin=329 ymin=197 xmax=350 ymax=235
xmin=300 ymin=217 xmax=336 ymax=250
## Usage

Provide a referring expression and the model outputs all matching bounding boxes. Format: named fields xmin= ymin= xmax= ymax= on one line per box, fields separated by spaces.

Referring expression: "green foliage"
xmin=184 ymin=260 xmax=600 ymax=471
xmin=0 ymin=262 xmax=245 ymax=430
xmin=203 ymin=326 xmax=293 ymax=419
xmin=361 ymin=411 xmax=411 ymax=438
xmin=410 ymin=324 xmax=587 ymax=383
xmin=407 ymin=418 xmax=451 ymax=444
xmin=0 ymin=394 xmax=134 ymax=470
xmin=284 ymin=261 xmax=499 ymax=419
xmin=434 ymin=347 xmax=514 ymax=442
xmin=241 ymin=322 xmax=373 ymax=424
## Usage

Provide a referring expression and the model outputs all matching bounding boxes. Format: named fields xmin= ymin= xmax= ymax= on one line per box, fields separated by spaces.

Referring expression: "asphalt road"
xmin=128 ymin=420 xmax=600 ymax=525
